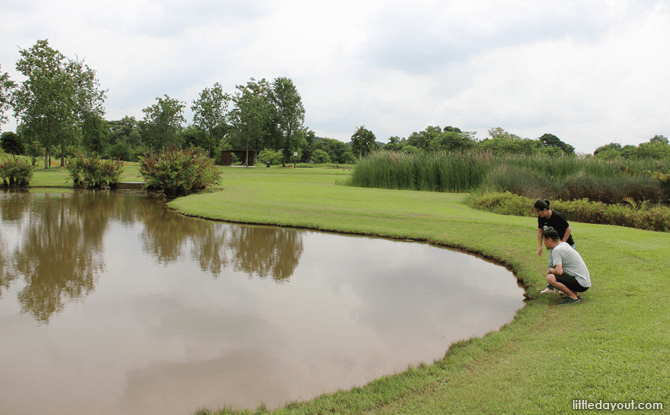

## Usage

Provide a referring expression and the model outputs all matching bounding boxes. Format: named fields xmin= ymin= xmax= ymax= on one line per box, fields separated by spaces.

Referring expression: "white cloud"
xmin=1 ymin=0 xmax=669 ymax=153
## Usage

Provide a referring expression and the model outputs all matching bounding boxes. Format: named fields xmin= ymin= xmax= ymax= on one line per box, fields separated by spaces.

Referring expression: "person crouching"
xmin=543 ymin=227 xmax=592 ymax=304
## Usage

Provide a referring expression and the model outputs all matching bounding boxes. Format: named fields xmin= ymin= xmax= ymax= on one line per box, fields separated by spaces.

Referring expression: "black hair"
xmin=533 ymin=200 xmax=551 ymax=211
xmin=542 ymin=226 xmax=560 ymax=241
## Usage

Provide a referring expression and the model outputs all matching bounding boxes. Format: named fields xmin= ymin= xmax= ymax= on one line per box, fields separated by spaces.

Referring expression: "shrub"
xmin=258 ymin=149 xmax=283 ymax=165
xmin=469 ymin=191 xmax=670 ymax=232
xmin=67 ymin=153 xmax=124 ymax=189
xmin=140 ymin=147 xmax=221 ymax=197
xmin=0 ymin=156 xmax=34 ymax=187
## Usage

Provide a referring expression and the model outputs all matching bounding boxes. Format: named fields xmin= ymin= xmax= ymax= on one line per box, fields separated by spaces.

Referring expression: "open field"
xmin=165 ymin=167 xmax=669 ymax=414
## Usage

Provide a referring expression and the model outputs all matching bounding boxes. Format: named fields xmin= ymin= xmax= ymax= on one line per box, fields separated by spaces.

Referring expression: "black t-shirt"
xmin=538 ymin=210 xmax=574 ymax=245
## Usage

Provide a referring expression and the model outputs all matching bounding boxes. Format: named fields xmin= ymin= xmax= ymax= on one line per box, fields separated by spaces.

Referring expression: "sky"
xmin=2 ymin=0 xmax=669 ymax=154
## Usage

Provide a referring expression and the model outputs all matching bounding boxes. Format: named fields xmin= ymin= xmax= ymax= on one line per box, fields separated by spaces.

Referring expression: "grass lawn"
xmin=167 ymin=167 xmax=669 ymax=414
xmin=26 ymin=165 xmax=670 ymax=414
xmin=27 ymin=163 xmax=143 ymax=187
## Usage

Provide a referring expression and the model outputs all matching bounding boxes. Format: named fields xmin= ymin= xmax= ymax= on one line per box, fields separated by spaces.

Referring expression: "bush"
xmin=469 ymin=191 xmax=670 ymax=232
xmin=67 ymin=153 xmax=124 ymax=189
xmin=140 ymin=147 xmax=222 ymax=197
xmin=258 ymin=149 xmax=283 ymax=165
xmin=0 ymin=156 xmax=34 ymax=187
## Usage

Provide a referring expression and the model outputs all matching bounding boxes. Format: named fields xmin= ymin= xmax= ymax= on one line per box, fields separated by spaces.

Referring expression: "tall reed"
xmin=347 ymin=150 xmax=670 ymax=203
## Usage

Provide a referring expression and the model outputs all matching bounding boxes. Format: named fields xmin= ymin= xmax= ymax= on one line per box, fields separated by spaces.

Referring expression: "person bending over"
xmin=543 ymin=227 xmax=591 ymax=305
xmin=534 ymin=199 xmax=574 ymax=257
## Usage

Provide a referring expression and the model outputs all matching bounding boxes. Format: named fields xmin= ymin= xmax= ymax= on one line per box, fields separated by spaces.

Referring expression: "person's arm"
xmin=537 ymin=228 xmax=543 ymax=256
xmin=548 ymin=263 xmax=563 ymax=275
xmin=562 ymin=226 xmax=572 ymax=243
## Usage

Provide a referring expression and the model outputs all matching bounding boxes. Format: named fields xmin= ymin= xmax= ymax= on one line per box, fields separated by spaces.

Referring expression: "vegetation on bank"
xmin=348 ymin=150 xmax=670 ymax=198
xmin=67 ymin=153 xmax=123 ymax=189
xmin=162 ymin=168 xmax=669 ymax=415
xmin=0 ymin=155 xmax=34 ymax=187
xmin=469 ymin=191 xmax=670 ymax=232
xmin=140 ymin=147 xmax=222 ymax=197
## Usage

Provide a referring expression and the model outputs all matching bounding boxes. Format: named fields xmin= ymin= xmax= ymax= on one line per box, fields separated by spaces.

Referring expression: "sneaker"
xmin=540 ymin=284 xmax=556 ymax=294
xmin=559 ymin=296 xmax=581 ymax=305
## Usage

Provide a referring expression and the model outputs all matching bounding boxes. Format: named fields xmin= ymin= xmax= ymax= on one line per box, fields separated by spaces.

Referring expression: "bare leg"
xmin=546 ymin=274 xmax=579 ymax=300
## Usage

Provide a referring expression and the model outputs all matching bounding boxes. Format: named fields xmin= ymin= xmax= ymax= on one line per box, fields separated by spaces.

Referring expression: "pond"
xmin=0 ymin=190 xmax=524 ymax=415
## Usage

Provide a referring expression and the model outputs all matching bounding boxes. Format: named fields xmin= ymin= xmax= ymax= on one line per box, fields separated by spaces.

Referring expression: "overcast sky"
xmin=2 ymin=0 xmax=669 ymax=153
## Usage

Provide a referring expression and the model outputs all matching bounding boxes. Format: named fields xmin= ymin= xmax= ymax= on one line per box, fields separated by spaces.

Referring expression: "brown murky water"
xmin=0 ymin=190 xmax=524 ymax=415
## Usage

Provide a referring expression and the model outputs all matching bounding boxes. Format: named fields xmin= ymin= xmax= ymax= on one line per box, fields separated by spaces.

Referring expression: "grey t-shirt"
xmin=551 ymin=242 xmax=591 ymax=287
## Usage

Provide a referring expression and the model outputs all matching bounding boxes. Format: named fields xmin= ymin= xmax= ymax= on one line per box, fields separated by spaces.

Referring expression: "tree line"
xmin=2 ymin=40 xmax=668 ymax=168
xmin=0 ymin=40 xmax=319 ymax=168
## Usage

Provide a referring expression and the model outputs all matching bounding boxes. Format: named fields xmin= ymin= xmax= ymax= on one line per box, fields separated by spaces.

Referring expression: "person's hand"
xmin=538 ymin=246 xmax=543 ymax=256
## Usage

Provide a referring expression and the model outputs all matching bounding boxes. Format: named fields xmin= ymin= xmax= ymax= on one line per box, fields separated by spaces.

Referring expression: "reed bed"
xmin=347 ymin=150 xmax=670 ymax=204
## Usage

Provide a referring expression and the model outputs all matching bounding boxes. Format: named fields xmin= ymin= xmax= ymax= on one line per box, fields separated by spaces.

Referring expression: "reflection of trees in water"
xmin=225 ymin=226 xmax=303 ymax=283
xmin=140 ymin=206 xmax=212 ymax=264
xmin=0 ymin=191 xmax=306 ymax=323
xmin=190 ymin=226 xmax=228 ymax=277
xmin=141 ymin=211 xmax=304 ymax=282
xmin=11 ymin=193 xmax=108 ymax=323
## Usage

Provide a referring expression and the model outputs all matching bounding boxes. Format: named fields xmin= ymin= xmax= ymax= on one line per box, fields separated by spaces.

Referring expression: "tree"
xmin=12 ymin=40 xmax=106 ymax=168
xmin=311 ymin=149 xmax=331 ymax=164
xmin=0 ymin=65 xmax=15 ymax=132
xmin=538 ymin=133 xmax=575 ymax=155
xmin=80 ymin=111 xmax=108 ymax=154
xmin=351 ymin=126 xmax=377 ymax=159
xmin=477 ymin=127 xmax=538 ymax=155
xmin=271 ymin=77 xmax=306 ymax=166
xmin=1 ymin=131 xmax=24 ymax=155
xmin=191 ymin=82 xmax=230 ymax=157
xmin=594 ymin=142 xmax=622 ymax=157
xmin=229 ymin=78 xmax=274 ymax=166
xmin=142 ymin=94 xmax=186 ymax=151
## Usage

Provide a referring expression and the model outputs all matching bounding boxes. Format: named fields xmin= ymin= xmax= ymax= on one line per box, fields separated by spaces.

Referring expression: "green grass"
xmin=165 ymin=168 xmax=669 ymax=415
xmin=28 ymin=163 xmax=143 ymax=187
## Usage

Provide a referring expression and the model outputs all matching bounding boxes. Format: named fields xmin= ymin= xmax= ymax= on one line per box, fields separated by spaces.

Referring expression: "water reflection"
xmin=0 ymin=190 xmax=524 ymax=415
xmin=0 ymin=190 xmax=303 ymax=322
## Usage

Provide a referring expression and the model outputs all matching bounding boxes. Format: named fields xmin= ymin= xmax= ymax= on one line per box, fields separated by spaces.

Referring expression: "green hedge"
xmin=469 ymin=191 xmax=670 ymax=232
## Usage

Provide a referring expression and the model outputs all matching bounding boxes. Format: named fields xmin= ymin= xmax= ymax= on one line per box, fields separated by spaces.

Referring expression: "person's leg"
xmin=546 ymin=273 xmax=579 ymax=300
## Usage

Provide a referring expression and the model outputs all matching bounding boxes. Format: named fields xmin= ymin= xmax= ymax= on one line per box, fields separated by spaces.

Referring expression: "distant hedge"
xmin=469 ymin=191 xmax=670 ymax=232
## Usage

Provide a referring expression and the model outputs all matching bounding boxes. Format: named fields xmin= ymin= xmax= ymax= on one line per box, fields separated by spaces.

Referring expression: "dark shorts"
xmin=555 ymin=272 xmax=590 ymax=293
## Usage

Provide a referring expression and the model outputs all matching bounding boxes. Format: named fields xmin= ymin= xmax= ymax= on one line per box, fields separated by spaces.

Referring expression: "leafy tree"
xmin=351 ymin=126 xmax=377 ymax=159
xmin=311 ymin=149 xmax=331 ymax=164
xmin=12 ymin=40 xmax=106 ymax=168
xmin=107 ymin=141 xmax=131 ymax=161
xmin=650 ymin=135 xmax=669 ymax=145
xmin=477 ymin=127 xmax=538 ymax=155
xmin=1 ymin=131 xmax=24 ymax=155
xmin=539 ymin=133 xmax=575 ymax=155
xmin=229 ymin=78 xmax=274 ymax=166
xmin=80 ymin=111 xmax=109 ymax=154
xmin=0 ymin=65 xmax=15 ymax=132
xmin=594 ymin=142 xmax=622 ymax=157
xmin=271 ymin=77 xmax=306 ymax=166
xmin=312 ymin=137 xmax=350 ymax=163
xmin=142 ymin=94 xmax=186 ymax=151
xmin=427 ymin=130 xmax=475 ymax=152
xmin=179 ymin=125 xmax=209 ymax=150
xmin=637 ymin=136 xmax=670 ymax=159
xmin=258 ymin=148 xmax=283 ymax=165
xmin=25 ymin=140 xmax=45 ymax=166
xmin=191 ymin=82 xmax=230 ymax=157
xmin=620 ymin=144 xmax=638 ymax=159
